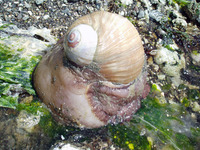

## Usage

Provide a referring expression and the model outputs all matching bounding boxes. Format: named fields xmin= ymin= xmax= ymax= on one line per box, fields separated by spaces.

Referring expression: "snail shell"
xmin=64 ymin=11 xmax=145 ymax=84
xmin=33 ymin=11 xmax=149 ymax=128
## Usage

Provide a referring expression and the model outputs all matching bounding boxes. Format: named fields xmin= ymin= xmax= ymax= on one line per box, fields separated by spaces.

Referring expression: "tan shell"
xmin=65 ymin=11 xmax=145 ymax=84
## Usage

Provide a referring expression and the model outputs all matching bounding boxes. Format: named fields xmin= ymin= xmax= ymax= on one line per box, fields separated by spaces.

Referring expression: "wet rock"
xmin=149 ymin=10 xmax=167 ymax=23
xmin=25 ymin=2 xmax=31 ymax=8
xmin=43 ymin=14 xmax=50 ymax=20
xmin=141 ymin=0 xmax=151 ymax=9
xmin=68 ymin=0 xmax=80 ymax=2
xmin=154 ymin=47 xmax=185 ymax=86
xmin=138 ymin=9 xmax=145 ymax=19
xmin=63 ymin=8 xmax=71 ymax=15
xmin=191 ymin=52 xmax=200 ymax=65
xmin=181 ymin=69 xmax=200 ymax=86
xmin=157 ymin=74 xmax=166 ymax=80
xmin=16 ymin=110 xmax=40 ymax=133
xmin=172 ymin=18 xmax=187 ymax=29
xmin=0 ymin=108 xmax=51 ymax=150
xmin=22 ymin=14 xmax=29 ymax=21
xmin=192 ymin=102 xmax=200 ymax=112
xmin=182 ymin=1 xmax=200 ymax=26
xmin=156 ymin=28 xmax=167 ymax=37
xmin=0 ymin=20 xmax=56 ymax=57
xmin=120 ymin=0 xmax=133 ymax=5
xmin=159 ymin=0 xmax=166 ymax=5
xmin=154 ymin=47 xmax=185 ymax=76
xmin=50 ymin=142 xmax=82 ymax=150
xmin=35 ymin=0 xmax=45 ymax=5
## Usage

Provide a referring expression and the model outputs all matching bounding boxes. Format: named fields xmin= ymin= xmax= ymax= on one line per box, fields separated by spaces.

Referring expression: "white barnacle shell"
xmin=64 ymin=11 xmax=145 ymax=84
xmin=63 ymin=24 xmax=98 ymax=66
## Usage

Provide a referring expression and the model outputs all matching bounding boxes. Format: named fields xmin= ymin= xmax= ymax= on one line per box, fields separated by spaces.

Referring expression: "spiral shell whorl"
xmin=64 ymin=24 xmax=98 ymax=66
xmin=64 ymin=11 xmax=145 ymax=84
xmin=67 ymin=29 xmax=80 ymax=48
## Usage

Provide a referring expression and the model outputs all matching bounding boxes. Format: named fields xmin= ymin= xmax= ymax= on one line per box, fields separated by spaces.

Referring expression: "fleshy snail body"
xmin=33 ymin=11 xmax=150 ymax=128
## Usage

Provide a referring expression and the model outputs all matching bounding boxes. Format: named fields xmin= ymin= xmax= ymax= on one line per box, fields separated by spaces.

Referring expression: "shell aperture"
xmin=64 ymin=24 xmax=98 ymax=66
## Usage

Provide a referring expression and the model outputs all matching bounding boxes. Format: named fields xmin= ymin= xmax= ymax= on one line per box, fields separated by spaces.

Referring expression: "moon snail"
xmin=33 ymin=11 xmax=150 ymax=128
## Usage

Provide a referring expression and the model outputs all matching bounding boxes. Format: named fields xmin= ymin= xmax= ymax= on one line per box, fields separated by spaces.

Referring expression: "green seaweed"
xmin=0 ymin=23 xmax=13 ymax=30
xmin=16 ymin=99 xmax=69 ymax=138
xmin=181 ymin=97 xmax=190 ymax=107
xmin=161 ymin=83 xmax=172 ymax=91
xmin=187 ymin=89 xmax=200 ymax=101
xmin=114 ymin=0 xmax=127 ymax=8
xmin=0 ymin=43 xmax=41 ymax=109
xmin=109 ymin=87 xmax=200 ymax=150
xmin=189 ymin=64 xmax=200 ymax=72
xmin=0 ymin=42 xmax=89 ymax=140
xmin=39 ymin=114 xmax=66 ymax=138
xmin=0 ymin=41 xmax=199 ymax=150
xmin=109 ymin=123 xmax=151 ymax=150
xmin=179 ymin=85 xmax=200 ymax=108
xmin=173 ymin=0 xmax=190 ymax=7
xmin=0 ymin=95 xmax=18 ymax=109
xmin=164 ymin=44 xmax=176 ymax=51
xmin=16 ymin=101 xmax=48 ymax=115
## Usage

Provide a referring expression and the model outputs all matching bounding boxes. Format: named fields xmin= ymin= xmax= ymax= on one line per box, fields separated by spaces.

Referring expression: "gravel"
xmin=0 ymin=0 xmax=108 ymax=38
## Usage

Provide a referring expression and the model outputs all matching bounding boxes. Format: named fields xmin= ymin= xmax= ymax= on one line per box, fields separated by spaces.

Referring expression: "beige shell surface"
xmin=66 ymin=11 xmax=145 ymax=84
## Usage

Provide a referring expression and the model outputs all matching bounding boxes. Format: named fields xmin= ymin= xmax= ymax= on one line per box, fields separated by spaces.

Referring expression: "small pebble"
xmin=35 ymin=0 xmax=44 ymax=5
xmin=43 ymin=14 xmax=49 ymax=20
